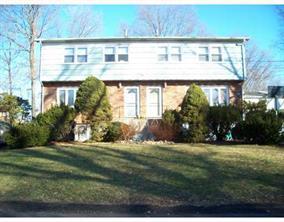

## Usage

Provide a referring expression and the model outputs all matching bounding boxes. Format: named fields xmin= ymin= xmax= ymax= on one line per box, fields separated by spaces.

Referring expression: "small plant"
xmin=104 ymin=122 xmax=136 ymax=142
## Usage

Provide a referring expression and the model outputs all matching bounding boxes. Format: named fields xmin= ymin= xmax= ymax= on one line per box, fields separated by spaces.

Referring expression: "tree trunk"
xmin=30 ymin=19 xmax=36 ymax=118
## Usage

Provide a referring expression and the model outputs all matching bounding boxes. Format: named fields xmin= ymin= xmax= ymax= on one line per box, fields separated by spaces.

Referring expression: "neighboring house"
xmin=38 ymin=36 xmax=248 ymax=123
xmin=243 ymin=86 xmax=284 ymax=111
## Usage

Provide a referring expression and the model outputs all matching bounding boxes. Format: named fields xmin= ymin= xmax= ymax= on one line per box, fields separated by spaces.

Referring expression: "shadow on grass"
xmin=0 ymin=143 xmax=283 ymax=207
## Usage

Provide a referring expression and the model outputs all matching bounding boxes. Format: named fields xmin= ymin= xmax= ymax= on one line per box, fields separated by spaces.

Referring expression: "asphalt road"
xmin=0 ymin=201 xmax=283 ymax=217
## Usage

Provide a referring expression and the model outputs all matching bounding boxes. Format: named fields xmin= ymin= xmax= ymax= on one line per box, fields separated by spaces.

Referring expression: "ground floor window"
xmin=57 ymin=88 xmax=78 ymax=107
xmin=201 ymin=86 xmax=229 ymax=106
xmin=124 ymin=87 xmax=139 ymax=117
xmin=146 ymin=86 xmax=162 ymax=118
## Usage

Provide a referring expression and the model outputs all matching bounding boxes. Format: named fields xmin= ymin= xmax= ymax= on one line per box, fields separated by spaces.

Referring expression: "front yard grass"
xmin=0 ymin=142 xmax=283 ymax=206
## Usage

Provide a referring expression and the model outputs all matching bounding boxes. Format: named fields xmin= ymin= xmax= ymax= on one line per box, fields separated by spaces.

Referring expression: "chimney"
xmin=124 ymin=28 xmax=128 ymax=38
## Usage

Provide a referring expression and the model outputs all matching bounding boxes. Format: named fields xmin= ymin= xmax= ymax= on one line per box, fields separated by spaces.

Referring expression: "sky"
xmin=1 ymin=4 xmax=283 ymax=100
xmin=85 ymin=5 xmax=284 ymax=85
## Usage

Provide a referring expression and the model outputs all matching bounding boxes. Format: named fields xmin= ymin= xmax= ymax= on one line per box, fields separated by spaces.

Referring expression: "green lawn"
xmin=0 ymin=142 xmax=283 ymax=206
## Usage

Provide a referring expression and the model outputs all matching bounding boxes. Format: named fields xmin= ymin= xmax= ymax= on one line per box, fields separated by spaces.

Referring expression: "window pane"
xmin=212 ymin=55 xmax=222 ymax=62
xmin=199 ymin=46 xmax=208 ymax=54
xmin=118 ymin=47 xmax=128 ymax=54
xmin=171 ymin=54 xmax=181 ymax=61
xmin=220 ymin=88 xmax=227 ymax=105
xmin=158 ymin=54 xmax=168 ymax=61
xmin=64 ymin=55 xmax=74 ymax=63
xmin=211 ymin=47 xmax=221 ymax=54
xmin=105 ymin=54 xmax=115 ymax=62
xmin=65 ymin=48 xmax=74 ymax=56
xmin=77 ymin=48 xmax=87 ymax=55
xmin=202 ymin=88 xmax=210 ymax=103
xmin=118 ymin=54 xmax=128 ymax=62
xmin=125 ymin=88 xmax=138 ymax=117
xmin=212 ymin=88 xmax=219 ymax=106
xmin=158 ymin=47 xmax=167 ymax=54
xmin=67 ymin=90 xmax=74 ymax=106
xmin=171 ymin=47 xmax=181 ymax=54
xmin=199 ymin=55 xmax=209 ymax=61
xmin=59 ymin=90 xmax=65 ymax=105
xmin=77 ymin=55 xmax=87 ymax=63
xmin=148 ymin=88 xmax=160 ymax=117
xmin=105 ymin=47 xmax=115 ymax=54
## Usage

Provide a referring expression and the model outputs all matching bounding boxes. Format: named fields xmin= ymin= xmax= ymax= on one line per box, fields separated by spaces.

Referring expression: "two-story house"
xmin=38 ymin=36 xmax=248 ymax=123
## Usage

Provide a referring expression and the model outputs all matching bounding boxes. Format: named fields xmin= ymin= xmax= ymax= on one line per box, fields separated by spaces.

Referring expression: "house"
xmin=37 ymin=36 xmax=248 ymax=125
xmin=243 ymin=86 xmax=284 ymax=111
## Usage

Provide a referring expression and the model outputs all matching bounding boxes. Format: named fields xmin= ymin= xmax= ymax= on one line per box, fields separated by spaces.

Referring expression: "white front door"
xmin=124 ymin=87 xmax=139 ymax=117
xmin=147 ymin=87 xmax=162 ymax=118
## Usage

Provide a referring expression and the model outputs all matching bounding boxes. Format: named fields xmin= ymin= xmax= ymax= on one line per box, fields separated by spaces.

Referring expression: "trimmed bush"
xmin=104 ymin=122 xmax=136 ymax=142
xmin=75 ymin=76 xmax=112 ymax=141
xmin=3 ymin=122 xmax=50 ymax=149
xmin=179 ymin=84 xmax=209 ymax=143
xmin=104 ymin=122 xmax=123 ymax=142
xmin=36 ymin=105 xmax=76 ymax=141
xmin=207 ymin=105 xmax=241 ymax=141
xmin=233 ymin=110 xmax=283 ymax=144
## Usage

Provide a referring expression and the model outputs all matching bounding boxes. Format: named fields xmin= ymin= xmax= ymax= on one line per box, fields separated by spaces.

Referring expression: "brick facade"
xmin=43 ymin=80 xmax=243 ymax=122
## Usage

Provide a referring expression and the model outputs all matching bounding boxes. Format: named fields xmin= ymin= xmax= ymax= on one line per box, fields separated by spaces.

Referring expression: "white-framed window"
xmin=64 ymin=48 xmax=75 ymax=63
xmin=118 ymin=46 xmax=128 ymax=62
xmin=158 ymin=46 xmax=168 ymax=62
xmin=57 ymin=88 xmax=78 ymax=107
xmin=104 ymin=46 xmax=129 ymax=62
xmin=171 ymin=46 xmax=182 ymax=62
xmin=201 ymin=86 xmax=229 ymax=106
xmin=211 ymin=46 xmax=222 ymax=62
xmin=198 ymin=46 xmax=209 ymax=62
xmin=146 ymin=86 xmax=162 ymax=118
xmin=158 ymin=46 xmax=182 ymax=62
xmin=105 ymin=47 xmax=115 ymax=62
xmin=124 ymin=87 xmax=139 ymax=118
xmin=77 ymin=47 xmax=88 ymax=63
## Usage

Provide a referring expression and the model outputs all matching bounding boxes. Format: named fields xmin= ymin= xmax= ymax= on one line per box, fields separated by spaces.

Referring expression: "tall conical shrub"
xmin=179 ymin=84 xmax=209 ymax=143
xmin=75 ymin=76 xmax=112 ymax=141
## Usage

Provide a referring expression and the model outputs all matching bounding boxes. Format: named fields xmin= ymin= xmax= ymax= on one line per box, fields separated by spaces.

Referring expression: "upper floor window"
xmin=64 ymin=48 xmax=75 ymax=63
xmin=211 ymin=46 xmax=222 ymax=62
xmin=171 ymin=47 xmax=181 ymax=62
xmin=118 ymin=47 xmax=128 ymax=62
xmin=105 ymin=47 xmax=115 ymax=62
xmin=158 ymin=46 xmax=168 ymax=62
xmin=58 ymin=88 xmax=77 ymax=107
xmin=77 ymin=47 xmax=87 ymax=63
xmin=198 ymin=46 xmax=209 ymax=62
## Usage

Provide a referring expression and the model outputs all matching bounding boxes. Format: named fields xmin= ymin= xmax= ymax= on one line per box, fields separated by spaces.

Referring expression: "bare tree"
xmin=244 ymin=43 xmax=275 ymax=92
xmin=0 ymin=5 xmax=56 ymax=117
xmin=63 ymin=6 xmax=101 ymax=38
xmin=122 ymin=6 xmax=207 ymax=37
xmin=277 ymin=6 xmax=284 ymax=50
xmin=0 ymin=41 xmax=20 ymax=95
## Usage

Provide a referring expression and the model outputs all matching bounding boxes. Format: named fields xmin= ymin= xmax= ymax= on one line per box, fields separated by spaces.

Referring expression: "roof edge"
xmin=36 ymin=36 xmax=250 ymax=44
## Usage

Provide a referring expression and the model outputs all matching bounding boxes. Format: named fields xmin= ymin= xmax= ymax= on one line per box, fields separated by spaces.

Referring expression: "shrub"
xmin=3 ymin=122 xmax=50 ymax=149
xmin=179 ymin=84 xmax=209 ymax=143
xmin=148 ymin=109 xmax=181 ymax=141
xmin=233 ymin=110 xmax=283 ymax=144
xmin=75 ymin=76 xmax=112 ymax=141
xmin=120 ymin=122 xmax=137 ymax=140
xmin=104 ymin=122 xmax=136 ymax=142
xmin=104 ymin=122 xmax=123 ymax=142
xmin=207 ymin=105 xmax=241 ymax=141
xmin=36 ymin=105 xmax=76 ymax=141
